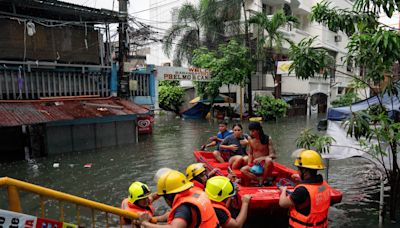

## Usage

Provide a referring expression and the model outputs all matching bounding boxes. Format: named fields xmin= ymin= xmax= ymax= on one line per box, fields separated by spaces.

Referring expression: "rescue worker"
xmin=185 ymin=163 xmax=219 ymax=190
xmin=140 ymin=169 xmax=219 ymax=228
xmin=121 ymin=181 xmax=167 ymax=226
xmin=278 ymin=150 xmax=331 ymax=228
xmin=205 ymin=176 xmax=251 ymax=228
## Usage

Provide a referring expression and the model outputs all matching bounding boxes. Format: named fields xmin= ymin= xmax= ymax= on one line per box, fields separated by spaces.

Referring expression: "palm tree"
xmin=163 ymin=0 xmax=244 ymax=66
xmin=163 ymin=3 xmax=202 ymax=66
xmin=249 ymin=9 xmax=298 ymax=98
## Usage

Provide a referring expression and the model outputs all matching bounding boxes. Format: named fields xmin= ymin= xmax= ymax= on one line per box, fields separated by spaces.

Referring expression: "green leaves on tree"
xmin=295 ymin=128 xmax=335 ymax=154
xmin=254 ymin=95 xmax=289 ymax=120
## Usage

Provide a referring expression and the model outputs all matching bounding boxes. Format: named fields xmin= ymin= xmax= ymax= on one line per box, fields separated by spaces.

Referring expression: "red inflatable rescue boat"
xmin=194 ymin=151 xmax=343 ymax=214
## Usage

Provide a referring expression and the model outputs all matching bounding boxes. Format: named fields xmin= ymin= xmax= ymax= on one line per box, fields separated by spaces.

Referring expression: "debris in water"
xmin=84 ymin=163 xmax=92 ymax=168
xmin=53 ymin=163 xmax=60 ymax=168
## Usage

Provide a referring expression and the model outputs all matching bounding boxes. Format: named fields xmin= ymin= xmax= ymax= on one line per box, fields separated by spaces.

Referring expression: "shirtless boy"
xmin=240 ymin=121 xmax=276 ymax=186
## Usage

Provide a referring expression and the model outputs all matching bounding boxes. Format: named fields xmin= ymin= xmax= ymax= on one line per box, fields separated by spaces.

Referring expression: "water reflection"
xmin=0 ymin=115 xmax=394 ymax=227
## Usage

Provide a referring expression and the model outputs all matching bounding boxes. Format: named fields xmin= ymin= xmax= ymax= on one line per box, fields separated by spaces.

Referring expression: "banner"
xmin=276 ymin=61 xmax=294 ymax=75
xmin=0 ymin=209 xmax=37 ymax=228
xmin=157 ymin=66 xmax=210 ymax=81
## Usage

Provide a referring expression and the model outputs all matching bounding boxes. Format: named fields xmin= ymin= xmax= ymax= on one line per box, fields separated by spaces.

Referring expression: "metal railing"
xmin=0 ymin=177 xmax=156 ymax=227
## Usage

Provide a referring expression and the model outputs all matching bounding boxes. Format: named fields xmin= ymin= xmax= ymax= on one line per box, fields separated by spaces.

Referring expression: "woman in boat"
xmin=205 ymin=176 xmax=251 ymax=228
xmin=219 ymin=123 xmax=249 ymax=169
xmin=185 ymin=163 xmax=219 ymax=190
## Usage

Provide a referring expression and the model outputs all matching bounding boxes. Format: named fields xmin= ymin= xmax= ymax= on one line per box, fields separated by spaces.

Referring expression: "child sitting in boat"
xmin=240 ymin=121 xmax=276 ymax=186
xmin=200 ymin=122 xmax=233 ymax=163
xmin=219 ymin=123 xmax=249 ymax=169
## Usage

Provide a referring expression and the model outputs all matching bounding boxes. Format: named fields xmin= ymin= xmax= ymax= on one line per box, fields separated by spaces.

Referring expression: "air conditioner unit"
xmin=334 ymin=35 xmax=342 ymax=42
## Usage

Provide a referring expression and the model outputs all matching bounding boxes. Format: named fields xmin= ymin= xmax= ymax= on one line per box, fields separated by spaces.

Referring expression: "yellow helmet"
xmin=294 ymin=150 xmax=325 ymax=170
xmin=205 ymin=176 xmax=236 ymax=202
xmin=157 ymin=170 xmax=193 ymax=195
xmin=128 ymin=181 xmax=151 ymax=204
xmin=186 ymin=163 xmax=206 ymax=180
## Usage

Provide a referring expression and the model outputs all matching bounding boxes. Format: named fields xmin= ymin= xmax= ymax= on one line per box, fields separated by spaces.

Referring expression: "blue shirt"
xmin=216 ymin=130 xmax=233 ymax=150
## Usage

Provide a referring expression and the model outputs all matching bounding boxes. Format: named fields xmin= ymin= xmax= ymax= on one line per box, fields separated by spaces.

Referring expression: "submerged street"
xmin=0 ymin=115 xmax=394 ymax=227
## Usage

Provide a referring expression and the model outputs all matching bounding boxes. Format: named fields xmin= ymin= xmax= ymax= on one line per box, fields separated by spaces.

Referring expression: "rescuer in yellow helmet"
xmin=279 ymin=149 xmax=332 ymax=228
xmin=140 ymin=169 xmax=219 ymax=227
xmin=120 ymin=181 xmax=167 ymax=226
xmin=185 ymin=163 xmax=219 ymax=190
xmin=205 ymin=176 xmax=251 ymax=227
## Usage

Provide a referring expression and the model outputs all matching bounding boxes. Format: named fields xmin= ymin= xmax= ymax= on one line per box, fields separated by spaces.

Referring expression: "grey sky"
xmin=62 ymin=0 xmax=150 ymax=19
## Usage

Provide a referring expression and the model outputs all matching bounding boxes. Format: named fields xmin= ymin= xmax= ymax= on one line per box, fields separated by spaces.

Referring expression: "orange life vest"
xmin=120 ymin=198 xmax=154 ymax=225
xmin=212 ymin=201 xmax=232 ymax=226
xmin=191 ymin=180 xmax=205 ymax=190
xmin=167 ymin=188 xmax=219 ymax=228
xmin=289 ymin=181 xmax=331 ymax=228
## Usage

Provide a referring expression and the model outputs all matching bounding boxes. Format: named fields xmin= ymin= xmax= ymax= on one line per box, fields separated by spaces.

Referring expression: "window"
xmin=337 ymin=87 xmax=345 ymax=94
xmin=347 ymin=59 xmax=353 ymax=72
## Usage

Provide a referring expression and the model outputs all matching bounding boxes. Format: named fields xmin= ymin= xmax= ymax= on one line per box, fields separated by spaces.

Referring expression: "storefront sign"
xmin=157 ymin=66 xmax=210 ymax=81
xmin=137 ymin=115 xmax=153 ymax=134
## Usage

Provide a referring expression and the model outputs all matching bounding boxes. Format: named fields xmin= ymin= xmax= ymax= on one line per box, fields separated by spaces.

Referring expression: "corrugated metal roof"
xmin=0 ymin=98 xmax=150 ymax=127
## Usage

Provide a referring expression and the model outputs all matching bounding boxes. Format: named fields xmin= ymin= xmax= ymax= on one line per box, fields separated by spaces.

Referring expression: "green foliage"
xmin=331 ymin=92 xmax=361 ymax=108
xmin=254 ymin=95 xmax=289 ymax=119
xmin=297 ymin=0 xmax=400 ymax=220
xmin=192 ymin=40 xmax=254 ymax=100
xmin=288 ymin=37 xmax=335 ymax=79
xmin=158 ymin=84 xmax=184 ymax=114
xmin=295 ymin=128 xmax=336 ymax=154
xmin=163 ymin=0 xmax=244 ymax=65
xmin=249 ymin=9 xmax=298 ymax=61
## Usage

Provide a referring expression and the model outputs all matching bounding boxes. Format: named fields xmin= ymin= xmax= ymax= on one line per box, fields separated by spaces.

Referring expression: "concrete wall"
xmin=46 ymin=120 xmax=137 ymax=155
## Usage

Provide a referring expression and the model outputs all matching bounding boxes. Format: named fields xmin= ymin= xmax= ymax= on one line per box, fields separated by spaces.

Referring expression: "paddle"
xmin=199 ymin=156 xmax=224 ymax=176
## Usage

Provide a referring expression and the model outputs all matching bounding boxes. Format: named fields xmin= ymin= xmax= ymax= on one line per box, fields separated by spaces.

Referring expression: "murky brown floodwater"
xmin=0 ymin=114 xmax=397 ymax=227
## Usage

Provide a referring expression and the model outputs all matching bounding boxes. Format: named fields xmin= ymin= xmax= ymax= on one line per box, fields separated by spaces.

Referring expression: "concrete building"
xmin=0 ymin=0 xmax=152 ymax=162
xmin=244 ymin=0 xmax=357 ymax=116
xmin=146 ymin=0 xmax=358 ymax=116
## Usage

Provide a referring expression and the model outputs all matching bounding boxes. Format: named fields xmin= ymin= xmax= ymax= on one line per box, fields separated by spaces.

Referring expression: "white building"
xmin=242 ymin=0 xmax=357 ymax=116
xmin=147 ymin=0 xmax=358 ymax=116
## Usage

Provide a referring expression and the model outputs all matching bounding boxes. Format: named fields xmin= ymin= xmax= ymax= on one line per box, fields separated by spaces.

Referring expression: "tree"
xmin=254 ymin=95 xmax=289 ymax=120
xmin=158 ymin=81 xmax=184 ymax=116
xmin=249 ymin=9 xmax=298 ymax=98
xmin=288 ymin=0 xmax=400 ymax=222
xmin=162 ymin=3 xmax=202 ymax=66
xmin=330 ymin=92 xmax=360 ymax=107
xmin=192 ymin=40 xmax=254 ymax=108
xmin=162 ymin=0 xmax=243 ymax=66
xmin=295 ymin=128 xmax=335 ymax=154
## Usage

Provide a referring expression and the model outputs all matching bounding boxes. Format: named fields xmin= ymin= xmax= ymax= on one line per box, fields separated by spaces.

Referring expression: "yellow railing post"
xmin=40 ymin=196 xmax=45 ymax=217
xmin=7 ymin=185 xmax=22 ymax=212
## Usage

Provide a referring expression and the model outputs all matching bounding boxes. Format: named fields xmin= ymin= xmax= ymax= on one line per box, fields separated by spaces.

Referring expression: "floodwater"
xmin=0 ymin=115 xmax=397 ymax=227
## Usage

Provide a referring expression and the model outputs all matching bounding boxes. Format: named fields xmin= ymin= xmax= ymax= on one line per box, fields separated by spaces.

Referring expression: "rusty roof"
xmin=0 ymin=98 xmax=150 ymax=127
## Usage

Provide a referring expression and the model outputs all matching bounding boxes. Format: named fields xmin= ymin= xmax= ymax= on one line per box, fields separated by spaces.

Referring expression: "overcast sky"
xmin=63 ymin=0 xmax=150 ymax=19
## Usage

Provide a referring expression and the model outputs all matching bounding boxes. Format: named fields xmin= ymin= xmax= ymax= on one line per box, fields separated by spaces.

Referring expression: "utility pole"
xmin=118 ymin=0 xmax=129 ymax=98
xmin=242 ymin=0 xmax=253 ymax=116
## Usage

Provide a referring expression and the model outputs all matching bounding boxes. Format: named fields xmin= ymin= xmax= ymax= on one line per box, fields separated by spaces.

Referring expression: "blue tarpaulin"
xmin=327 ymin=82 xmax=400 ymax=120
xmin=181 ymin=102 xmax=211 ymax=119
